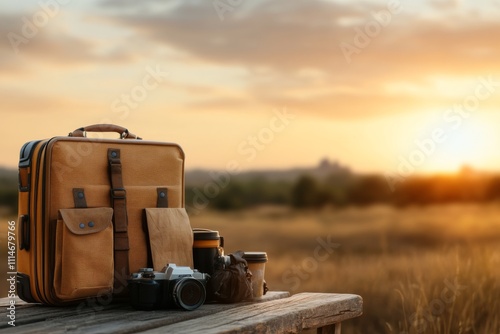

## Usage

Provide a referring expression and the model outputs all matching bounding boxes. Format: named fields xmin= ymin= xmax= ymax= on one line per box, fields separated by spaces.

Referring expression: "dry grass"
xmin=2 ymin=204 xmax=500 ymax=333
xmin=190 ymin=204 xmax=500 ymax=334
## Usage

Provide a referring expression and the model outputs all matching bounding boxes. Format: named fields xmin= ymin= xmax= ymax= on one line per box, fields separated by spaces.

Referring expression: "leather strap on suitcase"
xmin=108 ymin=148 xmax=130 ymax=293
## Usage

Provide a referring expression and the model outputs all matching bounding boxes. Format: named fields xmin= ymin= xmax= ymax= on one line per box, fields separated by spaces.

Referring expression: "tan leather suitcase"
xmin=16 ymin=124 xmax=188 ymax=305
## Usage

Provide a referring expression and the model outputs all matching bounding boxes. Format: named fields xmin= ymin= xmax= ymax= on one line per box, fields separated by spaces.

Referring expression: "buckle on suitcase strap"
xmin=111 ymin=188 xmax=127 ymax=200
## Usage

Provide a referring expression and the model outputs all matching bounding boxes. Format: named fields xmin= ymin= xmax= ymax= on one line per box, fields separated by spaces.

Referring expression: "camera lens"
xmin=172 ymin=278 xmax=206 ymax=311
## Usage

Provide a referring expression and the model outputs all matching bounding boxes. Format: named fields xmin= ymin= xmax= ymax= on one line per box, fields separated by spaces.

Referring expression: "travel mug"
xmin=243 ymin=252 xmax=268 ymax=298
xmin=192 ymin=229 xmax=224 ymax=276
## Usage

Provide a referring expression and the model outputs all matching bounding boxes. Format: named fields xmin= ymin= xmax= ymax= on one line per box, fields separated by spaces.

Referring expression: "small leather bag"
xmin=208 ymin=251 xmax=253 ymax=303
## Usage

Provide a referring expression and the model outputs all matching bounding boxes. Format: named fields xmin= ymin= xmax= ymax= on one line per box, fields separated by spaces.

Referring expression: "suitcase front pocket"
xmin=54 ymin=208 xmax=114 ymax=301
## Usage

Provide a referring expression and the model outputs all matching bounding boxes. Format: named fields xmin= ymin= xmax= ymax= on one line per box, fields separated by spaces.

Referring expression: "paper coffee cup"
xmin=243 ymin=252 xmax=268 ymax=298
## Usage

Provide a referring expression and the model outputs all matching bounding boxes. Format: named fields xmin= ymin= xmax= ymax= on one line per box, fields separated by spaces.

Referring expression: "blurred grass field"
xmin=2 ymin=203 xmax=500 ymax=333
xmin=190 ymin=204 xmax=500 ymax=334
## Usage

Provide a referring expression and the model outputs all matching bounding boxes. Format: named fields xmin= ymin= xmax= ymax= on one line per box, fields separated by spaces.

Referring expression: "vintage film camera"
xmin=128 ymin=264 xmax=210 ymax=311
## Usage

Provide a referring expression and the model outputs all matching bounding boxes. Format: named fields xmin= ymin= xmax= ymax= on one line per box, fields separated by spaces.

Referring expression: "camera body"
xmin=128 ymin=264 xmax=210 ymax=311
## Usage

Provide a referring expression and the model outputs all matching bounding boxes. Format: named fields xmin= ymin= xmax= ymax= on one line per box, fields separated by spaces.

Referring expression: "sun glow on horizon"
xmin=419 ymin=115 xmax=498 ymax=174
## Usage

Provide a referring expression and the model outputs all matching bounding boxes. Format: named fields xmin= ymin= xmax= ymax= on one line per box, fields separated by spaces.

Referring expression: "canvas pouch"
xmin=144 ymin=208 xmax=194 ymax=271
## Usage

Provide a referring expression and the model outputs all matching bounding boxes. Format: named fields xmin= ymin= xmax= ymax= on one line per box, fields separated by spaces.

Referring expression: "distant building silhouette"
xmin=316 ymin=158 xmax=351 ymax=177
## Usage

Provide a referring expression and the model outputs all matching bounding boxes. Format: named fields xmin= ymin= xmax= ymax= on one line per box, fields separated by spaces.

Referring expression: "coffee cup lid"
xmin=243 ymin=252 xmax=268 ymax=263
xmin=193 ymin=229 xmax=220 ymax=240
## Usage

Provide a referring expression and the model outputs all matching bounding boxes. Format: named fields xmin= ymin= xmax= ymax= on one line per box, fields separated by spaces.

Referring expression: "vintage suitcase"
xmin=16 ymin=124 xmax=191 ymax=305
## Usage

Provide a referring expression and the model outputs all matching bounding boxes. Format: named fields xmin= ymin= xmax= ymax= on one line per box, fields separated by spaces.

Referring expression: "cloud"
xmin=0 ymin=12 xmax=135 ymax=70
xmin=98 ymin=0 xmax=358 ymax=71
xmin=91 ymin=0 xmax=500 ymax=119
xmin=0 ymin=89 xmax=97 ymax=115
xmin=431 ymin=0 xmax=462 ymax=11
xmin=97 ymin=1 xmax=500 ymax=73
xmin=3 ymin=1 xmax=500 ymax=120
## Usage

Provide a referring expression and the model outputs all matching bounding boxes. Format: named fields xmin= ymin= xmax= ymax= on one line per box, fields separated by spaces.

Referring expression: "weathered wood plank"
xmin=138 ymin=293 xmax=362 ymax=334
xmin=0 ymin=292 xmax=290 ymax=333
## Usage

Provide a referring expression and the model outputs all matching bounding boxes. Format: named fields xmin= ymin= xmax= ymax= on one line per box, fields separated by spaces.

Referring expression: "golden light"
xmin=424 ymin=115 xmax=497 ymax=173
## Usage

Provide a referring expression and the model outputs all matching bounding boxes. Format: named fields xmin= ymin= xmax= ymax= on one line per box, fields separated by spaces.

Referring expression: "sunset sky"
xmin=2 ymin=0 xmax=500 ymax=175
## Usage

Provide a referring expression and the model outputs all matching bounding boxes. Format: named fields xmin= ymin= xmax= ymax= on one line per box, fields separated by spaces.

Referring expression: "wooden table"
xmin=0 ymin=292 xmax=362 ymax=333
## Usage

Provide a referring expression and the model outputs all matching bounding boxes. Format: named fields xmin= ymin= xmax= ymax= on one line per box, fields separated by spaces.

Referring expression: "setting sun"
xmin=423 ymin=115 xmax=498 ymax=173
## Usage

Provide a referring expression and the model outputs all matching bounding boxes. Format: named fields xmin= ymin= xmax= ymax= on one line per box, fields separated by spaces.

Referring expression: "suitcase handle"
xmin=69 ymin=124 xmax=142 ymax=140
